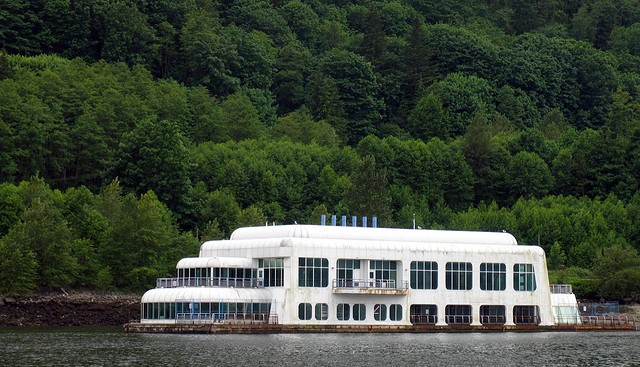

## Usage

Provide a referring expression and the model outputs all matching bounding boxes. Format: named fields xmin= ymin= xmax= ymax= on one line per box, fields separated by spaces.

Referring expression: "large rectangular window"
xmin=336 ymin=259 xmax=360 ymax=287
xmin=446 ymin=262 xmax=472 ymax=290
xmin=259 ymin=258 xmax=284 ymax=287
xmin=299 ymin=257 xmax=329 ymax=287
xmin=445 ymin=305 xmax=472 ymax=325
xmin=513 ymin=264 xmax=537 ymax=291
xmin=410 ymin=304 xmax=437 ymax=325
xmin=513 ymin=306 xmax=540 ymax=325
xmin=370 ymin=260 xmax=397 ymax=286
xmin=480 ymin=305 xmax=505 ymax=325
xmin=480 ymin=263 xmax=506 ymax=291
xmin=410 ymin=261 xmax=438 ymax=289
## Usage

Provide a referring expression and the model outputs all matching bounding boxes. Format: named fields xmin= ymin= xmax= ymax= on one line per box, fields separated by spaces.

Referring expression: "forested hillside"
xmin=1 ymin=0 xmax=640 ymax=300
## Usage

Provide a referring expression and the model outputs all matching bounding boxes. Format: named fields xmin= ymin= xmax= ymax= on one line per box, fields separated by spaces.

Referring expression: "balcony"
xmin=156 ymin=277 xmax=264 ymax=289
xmin=332 ymin=279 xmax=409 ymax=295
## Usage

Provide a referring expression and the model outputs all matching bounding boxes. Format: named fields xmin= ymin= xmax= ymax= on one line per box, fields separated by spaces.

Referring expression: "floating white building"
xmin=135 ymin=219 xmax=585 ymax=332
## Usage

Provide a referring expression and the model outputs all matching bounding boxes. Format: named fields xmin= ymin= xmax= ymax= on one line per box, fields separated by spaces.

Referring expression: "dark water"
xmin=1 ymin=327 xmax=639 ymax=366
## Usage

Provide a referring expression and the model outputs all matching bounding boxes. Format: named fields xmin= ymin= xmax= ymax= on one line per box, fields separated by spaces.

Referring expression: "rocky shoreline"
xmin=0 ymin=291 xmax=141 ymax=327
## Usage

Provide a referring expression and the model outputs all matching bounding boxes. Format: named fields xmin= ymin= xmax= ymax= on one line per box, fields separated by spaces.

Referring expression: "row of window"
xmin=142 ymin=301 xmax=271 ymax=320
xmin=297 ymin=257 xmax=536 ymax=291
xmin=299 ymin=303 xmax=403 ymax=321
xmin=410 ymin=304 xmax=541 ymax=326
xmin=177 ymin=267 xmax=256 ymax=280
xmin=296 ymin=303 xmax=540 ymax=325
xmin=412 ymin=261 xmax=537 ymax=291
xmin=174 ymin=258 xmax=537 ymax=292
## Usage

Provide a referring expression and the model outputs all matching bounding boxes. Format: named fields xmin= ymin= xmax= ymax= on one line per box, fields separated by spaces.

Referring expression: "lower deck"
xmin=124 ymin=317 xmax=638 ymax=334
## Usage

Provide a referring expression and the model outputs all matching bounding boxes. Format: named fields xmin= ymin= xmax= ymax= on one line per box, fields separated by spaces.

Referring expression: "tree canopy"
xmin=2 ymin=0 xmax=640 ymax=300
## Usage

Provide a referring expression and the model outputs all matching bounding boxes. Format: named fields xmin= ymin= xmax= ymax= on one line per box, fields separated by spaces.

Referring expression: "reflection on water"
xmin=1 ymin=328 xmax=639 ymax=366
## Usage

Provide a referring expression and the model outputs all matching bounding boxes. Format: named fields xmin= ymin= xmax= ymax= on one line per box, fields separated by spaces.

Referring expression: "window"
xmin=298 ymin=303 xmax=312 ymax=320
xmin=410 ymin=261 xmax=438 ymax=289
xmin=480 ymin=263 xmax=506 ymax=291
xmin=336 ymin=259 xmax=360 ymax=287
xmin=445 ymin=305 xmax=472 ymax=325
xmin=410 ymin=304 xmax=437 ymax=325
xmin=299 ymin=257 xmax=329 ymax=287
xmin=370 ymin=260 xmax=397 ymax=286
xmin=513 ymin=306 xmax=540 ymax=325
xmin=353 ymin=304 xmax=366 ymax=321
xmin=513 ymin=264 xmax=537 ymax=291
xmin=390 ymin=304 xmax=402 ymax=321
xmin=337 ymin=303 xmax=350 ymax=321
xmin=480 ymin=305 xmax=505 ymax=325
xmin=315 ymin=303 xmax=328 ymax=321
xmin=446 ymin=262 xmax=472 ymax=290
xmin=259 ymin=258 xmax=284 ymax=287
xmin=374 ymin=304 xmax=387 ymax=321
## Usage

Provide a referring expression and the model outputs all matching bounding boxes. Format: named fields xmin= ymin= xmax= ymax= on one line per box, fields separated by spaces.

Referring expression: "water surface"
xmin=1 ymin=328 xmax=638 ymax=366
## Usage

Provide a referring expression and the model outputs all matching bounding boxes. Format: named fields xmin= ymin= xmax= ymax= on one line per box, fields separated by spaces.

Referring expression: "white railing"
xmin=175 ymin=312 xmax=272 ymax=324
xmin=550 ymin=284 xmax=573 ymax=294
xmin=156 ymin=277 xmax=264 ymax=289
xmin=332 ymin=279 xmax=409 ymax=290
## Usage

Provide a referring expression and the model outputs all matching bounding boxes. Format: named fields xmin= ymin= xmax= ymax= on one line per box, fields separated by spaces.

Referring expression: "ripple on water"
xmin=0 ymin=329 xmax=639 ymax=367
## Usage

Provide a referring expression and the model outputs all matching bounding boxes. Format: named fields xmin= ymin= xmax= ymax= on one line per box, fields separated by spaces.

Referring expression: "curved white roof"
xmin=176 ymin=257 xmax=252 ymax=269
xmin=201 ymin=237 xmax=543 ymax=256
xmin=141 ymin=287 xmax=272 ymax=303
xmin=229 ymin=224 xmax=518 ymax=246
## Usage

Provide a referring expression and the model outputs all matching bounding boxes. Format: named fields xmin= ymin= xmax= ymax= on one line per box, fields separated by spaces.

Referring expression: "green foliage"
xmin=425 ymin=73 xmax=496 ymax=137
xmin=0 ymin=238 xmax=36 ymax=295
xmin=2 ymin=0 xmax=640 ymax=300
xmin=111 ymin=118 xmax=193 ymax=227
xmin=593 ymin=243 xmax=640 ymax=299
xmin=345 ymin=155 xmax=392 ymax=223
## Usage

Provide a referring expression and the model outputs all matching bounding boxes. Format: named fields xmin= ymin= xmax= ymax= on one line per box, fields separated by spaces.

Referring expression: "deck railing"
xmin=480 ymin=315 xmax=506 ymax=325
xmin=175 ymin=312 xmax=273 ymax=324
xmin=550 ymin=284 xmax=573 ymax=294
xmin=156 ymin=277 xmax=264 ymax=289
xmin=580 ymin=315 xmax=637 ymax=326
xmin=332 ymin=279 xmax=409 ymax=291
xmin=410 ymin=314 xmax=438 ymax=325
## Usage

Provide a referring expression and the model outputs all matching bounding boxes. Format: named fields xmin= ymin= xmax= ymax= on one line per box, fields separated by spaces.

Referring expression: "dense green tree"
xmin=406 ymin=92 xmax=449 ymax=140
xmin=223 ymin=0 xmax=293 ymax=45
xmin=608 ymin=24 xmax=640 ymax=72
xmin=0 ymin=183 xmax=23 ymax=236
xmin=505 ymin=151 xmax=554 ymax=204
xmin=422 ymin=24 xmax=502 ymax=81
xmin=110 ymin=118 xmax=193 ymax=226
xmin=271 ymin=108 xmax=338 ymax=146
xmin=272 ymin=40 xmax=312 ymax=115
xmin=318 ymin=49 xmax=383 ymax=144
xmin=0 ymin=238 xmax=37 ymax=295
xmin=4 ymin=197 xmax=77 ymax=288
xmin=280 ymin=0 xmax=321 ymax=49
xmin=100 ymin=1 xmax=158 ymax=67
xmin=305 ymin=71 xmax=347 ymax=138
xmin=593 ymin=243 xmax=640 ymax=299
xmin=425 ymin=73 xmax=496 ymax=138
xmin=219 ymin=93 xmax=267 ymax=141
xmin=344 ymin=155 xmax=392 ymax=223
xmin=180 ymin=9 xmax=240 ymax=95
xmin=548 ymin=241 xmax=567 ymax=270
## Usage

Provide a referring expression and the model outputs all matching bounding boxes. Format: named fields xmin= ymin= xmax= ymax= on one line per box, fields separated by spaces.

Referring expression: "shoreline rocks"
xmin=0 ymin=291 xmax=140 ymax=327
